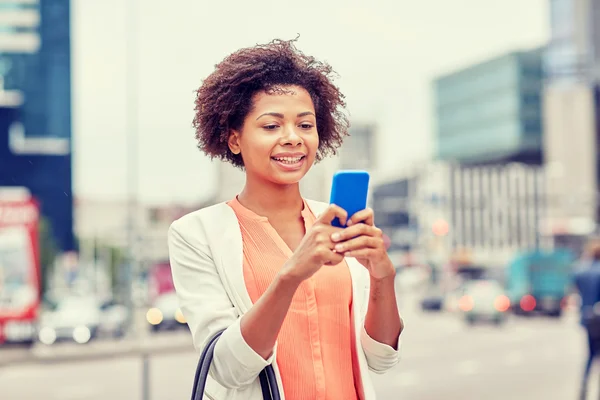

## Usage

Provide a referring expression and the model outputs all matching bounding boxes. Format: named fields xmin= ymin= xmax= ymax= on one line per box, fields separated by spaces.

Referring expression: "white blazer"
xmin=168 ymin=200 xmax=401 ymax=400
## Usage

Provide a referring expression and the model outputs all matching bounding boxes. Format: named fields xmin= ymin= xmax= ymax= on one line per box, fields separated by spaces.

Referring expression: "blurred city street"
xmin=1 ymin=293 xmax=590 ymax=400
xmin=374 ymin=304 xmax=587 ymax=400
xmin=2 ymin=1 xmax=600 ymax=399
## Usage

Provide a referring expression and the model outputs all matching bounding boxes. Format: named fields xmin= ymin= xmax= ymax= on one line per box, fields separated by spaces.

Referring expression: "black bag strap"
xmin=191 ymin=329 xmax=280 ymax=400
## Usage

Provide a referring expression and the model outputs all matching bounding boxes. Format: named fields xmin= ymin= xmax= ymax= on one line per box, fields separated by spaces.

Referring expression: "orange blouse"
xmin=227 ymin=197 xmax=360 ymax=400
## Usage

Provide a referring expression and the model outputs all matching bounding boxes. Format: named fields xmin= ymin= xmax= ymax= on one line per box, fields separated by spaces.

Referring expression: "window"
xmin=550 ymin=0 xmax=574 ymax=40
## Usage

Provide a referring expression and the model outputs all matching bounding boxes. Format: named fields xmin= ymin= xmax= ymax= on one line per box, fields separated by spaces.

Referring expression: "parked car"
xmin=98 ymin=299 xmax=129 ymax=338
xmin=420 ymin=286 xmax=444 ymax=311
xmin=37 ymin=295 xmax=129 ymax=345
xmin=146 ymin=292 xmax=187 ymax=332
xmin=458 ymin=280 xmax=510 ymax=325
xmin=37 ymin=295 xmax=102 ymax=345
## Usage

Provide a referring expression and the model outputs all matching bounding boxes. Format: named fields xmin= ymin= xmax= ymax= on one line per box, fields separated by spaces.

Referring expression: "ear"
xmin=228 ymin=130 xmax=241 ymax=155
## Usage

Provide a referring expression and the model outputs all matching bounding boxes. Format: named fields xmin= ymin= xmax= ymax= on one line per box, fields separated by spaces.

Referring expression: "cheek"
xmin=240 ymin=137 xmax=274 ymax=163
xmin=307 ymin=134 xmax=320 ymax=157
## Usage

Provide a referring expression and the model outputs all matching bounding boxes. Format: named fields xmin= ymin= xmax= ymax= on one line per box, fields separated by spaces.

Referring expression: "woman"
xmin=168 ymin=39 xmax=403 ymax=400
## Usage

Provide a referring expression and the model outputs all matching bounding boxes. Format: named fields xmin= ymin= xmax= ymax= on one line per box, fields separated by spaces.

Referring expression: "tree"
xmin=82 ymin=237 xmax=127 ymax=297
xmin=38 ymin=216 xmax=58 ymax=297
xmin=107 ymin=245 xmax=126 ymax=295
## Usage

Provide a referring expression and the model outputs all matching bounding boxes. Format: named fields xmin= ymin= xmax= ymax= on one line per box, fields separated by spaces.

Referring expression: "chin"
xmin=266 ymin=167 xmax=311 ymax=186
xmin=270 ymin=172 xmax=307 ymax=186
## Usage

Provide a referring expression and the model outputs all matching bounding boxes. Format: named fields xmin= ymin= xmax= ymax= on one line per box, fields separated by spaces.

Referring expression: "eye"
xmin=299 ymin=123 xmax=314 ymax=129
xmin=263 ymin=124 xmax=279 ymax=131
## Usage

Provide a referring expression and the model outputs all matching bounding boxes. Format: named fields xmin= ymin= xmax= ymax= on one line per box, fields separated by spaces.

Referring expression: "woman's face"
xmin=228 ymin=85 xmax=319 ymax=186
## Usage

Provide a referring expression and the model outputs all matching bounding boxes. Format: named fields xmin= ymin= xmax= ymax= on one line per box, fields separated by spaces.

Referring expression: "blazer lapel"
xmin=204 ymin=203 xmax=254 ymax=314
xmin=305 ymin=199 xmax=327 ymax=217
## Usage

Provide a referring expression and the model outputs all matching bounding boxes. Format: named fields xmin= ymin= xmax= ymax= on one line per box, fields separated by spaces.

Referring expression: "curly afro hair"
xmin=192 ymin=38 xmax=350 ymax=168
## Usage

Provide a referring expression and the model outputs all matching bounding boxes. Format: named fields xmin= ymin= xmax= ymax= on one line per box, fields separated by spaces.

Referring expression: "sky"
xmin=71 ymin=0 xmax=549 ymax=206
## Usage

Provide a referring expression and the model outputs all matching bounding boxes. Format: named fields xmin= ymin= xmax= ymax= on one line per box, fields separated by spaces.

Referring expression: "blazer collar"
xmin=202 ymin=203 xmax=254 ymax=313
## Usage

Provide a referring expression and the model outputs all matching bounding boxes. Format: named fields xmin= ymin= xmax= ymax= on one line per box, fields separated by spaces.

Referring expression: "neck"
xmin=237 ymin=174 xmax=304 ymax=219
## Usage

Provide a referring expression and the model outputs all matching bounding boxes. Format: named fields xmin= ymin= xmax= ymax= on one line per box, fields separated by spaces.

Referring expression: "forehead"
xmin=250 ymin=85 xmax=315 ymax=113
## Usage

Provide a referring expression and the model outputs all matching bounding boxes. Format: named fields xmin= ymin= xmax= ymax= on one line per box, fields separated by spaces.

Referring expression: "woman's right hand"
xmin=280 ymin=204 xmax=349 ymax=283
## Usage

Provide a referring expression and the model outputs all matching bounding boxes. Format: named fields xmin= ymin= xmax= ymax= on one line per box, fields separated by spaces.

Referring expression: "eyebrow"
xmin=256 ymin=111 xmax=316 ymax=120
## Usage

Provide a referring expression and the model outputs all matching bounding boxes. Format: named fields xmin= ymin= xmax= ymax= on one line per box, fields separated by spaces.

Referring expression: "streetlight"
xmin=124 ymin=2 xmax=150 ymax=400
xmin=125 ymin=0 xmax=139 ymax=330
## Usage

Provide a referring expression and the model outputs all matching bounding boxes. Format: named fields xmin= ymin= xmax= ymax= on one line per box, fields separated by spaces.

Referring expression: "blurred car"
xmin=37 ymin=295 xmax=102 ymax=345
xmin=98 ymin=299 xmax=129 ymax=338
xmin=420 ymin=287 xmax=444 ymax=311
xmin=37 ymin=295 xmax=129 ymax=345
xmin=445 ymin=284 xmax=468 ymax=313
xmin=458 ymin=280 xmax=510 ymax=325
xmin=146 ymin=292 xmax=187 ymax=332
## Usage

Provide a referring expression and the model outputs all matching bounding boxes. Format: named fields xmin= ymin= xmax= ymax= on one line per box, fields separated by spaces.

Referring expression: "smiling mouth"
xmin=271 ymin=156 xmax=306 ymax=164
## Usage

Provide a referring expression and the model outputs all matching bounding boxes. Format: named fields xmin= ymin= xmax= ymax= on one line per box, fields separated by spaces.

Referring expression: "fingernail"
xmin=347 ymin=220 xmax=353 ymax=226
xmin=332 ymin=233 xmax=341 ymax=241
xmin=335 ymin=244 xmax=344 ymax=252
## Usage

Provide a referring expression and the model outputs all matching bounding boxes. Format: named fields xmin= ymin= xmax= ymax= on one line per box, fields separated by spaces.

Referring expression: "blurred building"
xmin=74 ymin=198 xmax=209 ymax=264
xmin=0 ymin=0 xmax=74 ymax=250
xmin=339 ymin=123 xmax=377 ymax=171
xmin=439 ymin=162 xmax=546 ymax=263
xmin=544 ymin=0 xmax=600 ymax=83
xmin=434 ymin=48 xmax=544 ymax=165
xmin=213 ymin=162 xmax=246 ymax=203
xmin=371 ymin=172 xmax=418 ymax=253
xmin=543 ymin=86 xmax=597 ymax=239
xmin=542 ymin=0 xmax=600 ymax=243
xmin=371 ymin=161 xmax=548 ymax=265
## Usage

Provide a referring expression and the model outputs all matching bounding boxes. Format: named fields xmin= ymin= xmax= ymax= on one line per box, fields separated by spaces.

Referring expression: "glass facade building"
xmin=434 ymin=48 xmax=544 ymax=165
xmin=0 ymin=0 xmax=74 ymax=251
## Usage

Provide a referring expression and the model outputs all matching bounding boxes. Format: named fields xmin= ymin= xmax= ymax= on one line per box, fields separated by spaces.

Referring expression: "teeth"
xmin=273 ymin=156 xmax=302 ymax=164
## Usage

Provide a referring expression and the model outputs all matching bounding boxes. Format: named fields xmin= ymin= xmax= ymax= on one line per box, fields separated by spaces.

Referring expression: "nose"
xmin=280 ymin=125 xmax=303 ymax=146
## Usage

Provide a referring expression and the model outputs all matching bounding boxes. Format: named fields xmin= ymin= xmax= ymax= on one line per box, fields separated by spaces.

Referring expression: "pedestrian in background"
xmin=168 ymin=38 xmax=403 ymax=400
xmin=574 ymin=238 xmax=600 ymax=399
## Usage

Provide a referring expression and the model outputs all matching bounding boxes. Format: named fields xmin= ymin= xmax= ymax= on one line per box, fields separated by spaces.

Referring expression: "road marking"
xmin=456 ymin=359 xmax=480 ymax=375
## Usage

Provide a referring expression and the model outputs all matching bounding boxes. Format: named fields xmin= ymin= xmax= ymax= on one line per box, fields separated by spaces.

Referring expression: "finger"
xmin=324 ymin=251 xmax=345 ymax=266
xmin=343 ymin=248 xmax=376 ymax=259
xmin=317 ymin=204 xmax=348 ymax=226
xmin=331 ymin=223 xmax=381 ymax=243
xmin=334 ymin=236 xmax=380 ymax=253
xmin=348 ymin=208 xmax=374 ymax=227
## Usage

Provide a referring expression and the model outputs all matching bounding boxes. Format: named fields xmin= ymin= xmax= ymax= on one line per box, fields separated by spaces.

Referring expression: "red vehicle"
xmin=0 ymin=194 xmax=41 ymax=345
xmin=148 ymin=261 xmax=175 ymax=303
xmin=146 ymin=261 xmax=187 ymax=331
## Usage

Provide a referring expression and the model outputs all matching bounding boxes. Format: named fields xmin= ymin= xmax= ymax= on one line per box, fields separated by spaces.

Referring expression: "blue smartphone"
xmin=329 ymin=170 xmax=370 ymax=228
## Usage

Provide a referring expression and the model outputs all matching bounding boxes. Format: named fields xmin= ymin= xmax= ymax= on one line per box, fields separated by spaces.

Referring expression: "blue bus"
xmin=506 ymin=249 xmax=575 ymax=317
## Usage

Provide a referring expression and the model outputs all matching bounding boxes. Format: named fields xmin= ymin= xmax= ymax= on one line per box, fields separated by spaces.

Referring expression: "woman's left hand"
xmin=330 ymin=208 xmax=395 ymax=280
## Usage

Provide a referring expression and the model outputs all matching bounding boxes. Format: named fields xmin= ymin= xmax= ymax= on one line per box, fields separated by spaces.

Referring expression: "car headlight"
xmin=175 ymin=309 xmax=186 ymax=324
xmin=146 ymin=308 xmax=163 ymax=325
xmin=73 ymin=326 xmax=92 ymax=344
xmin=38 ymin=327 xmax=57 ymax=345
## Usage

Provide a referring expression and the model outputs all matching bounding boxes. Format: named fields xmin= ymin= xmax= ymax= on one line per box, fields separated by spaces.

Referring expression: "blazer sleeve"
xmin=168 ymin=219 xmax=276 ymax=389
xmin=358 ymin=271 xmax=402 ymax=374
